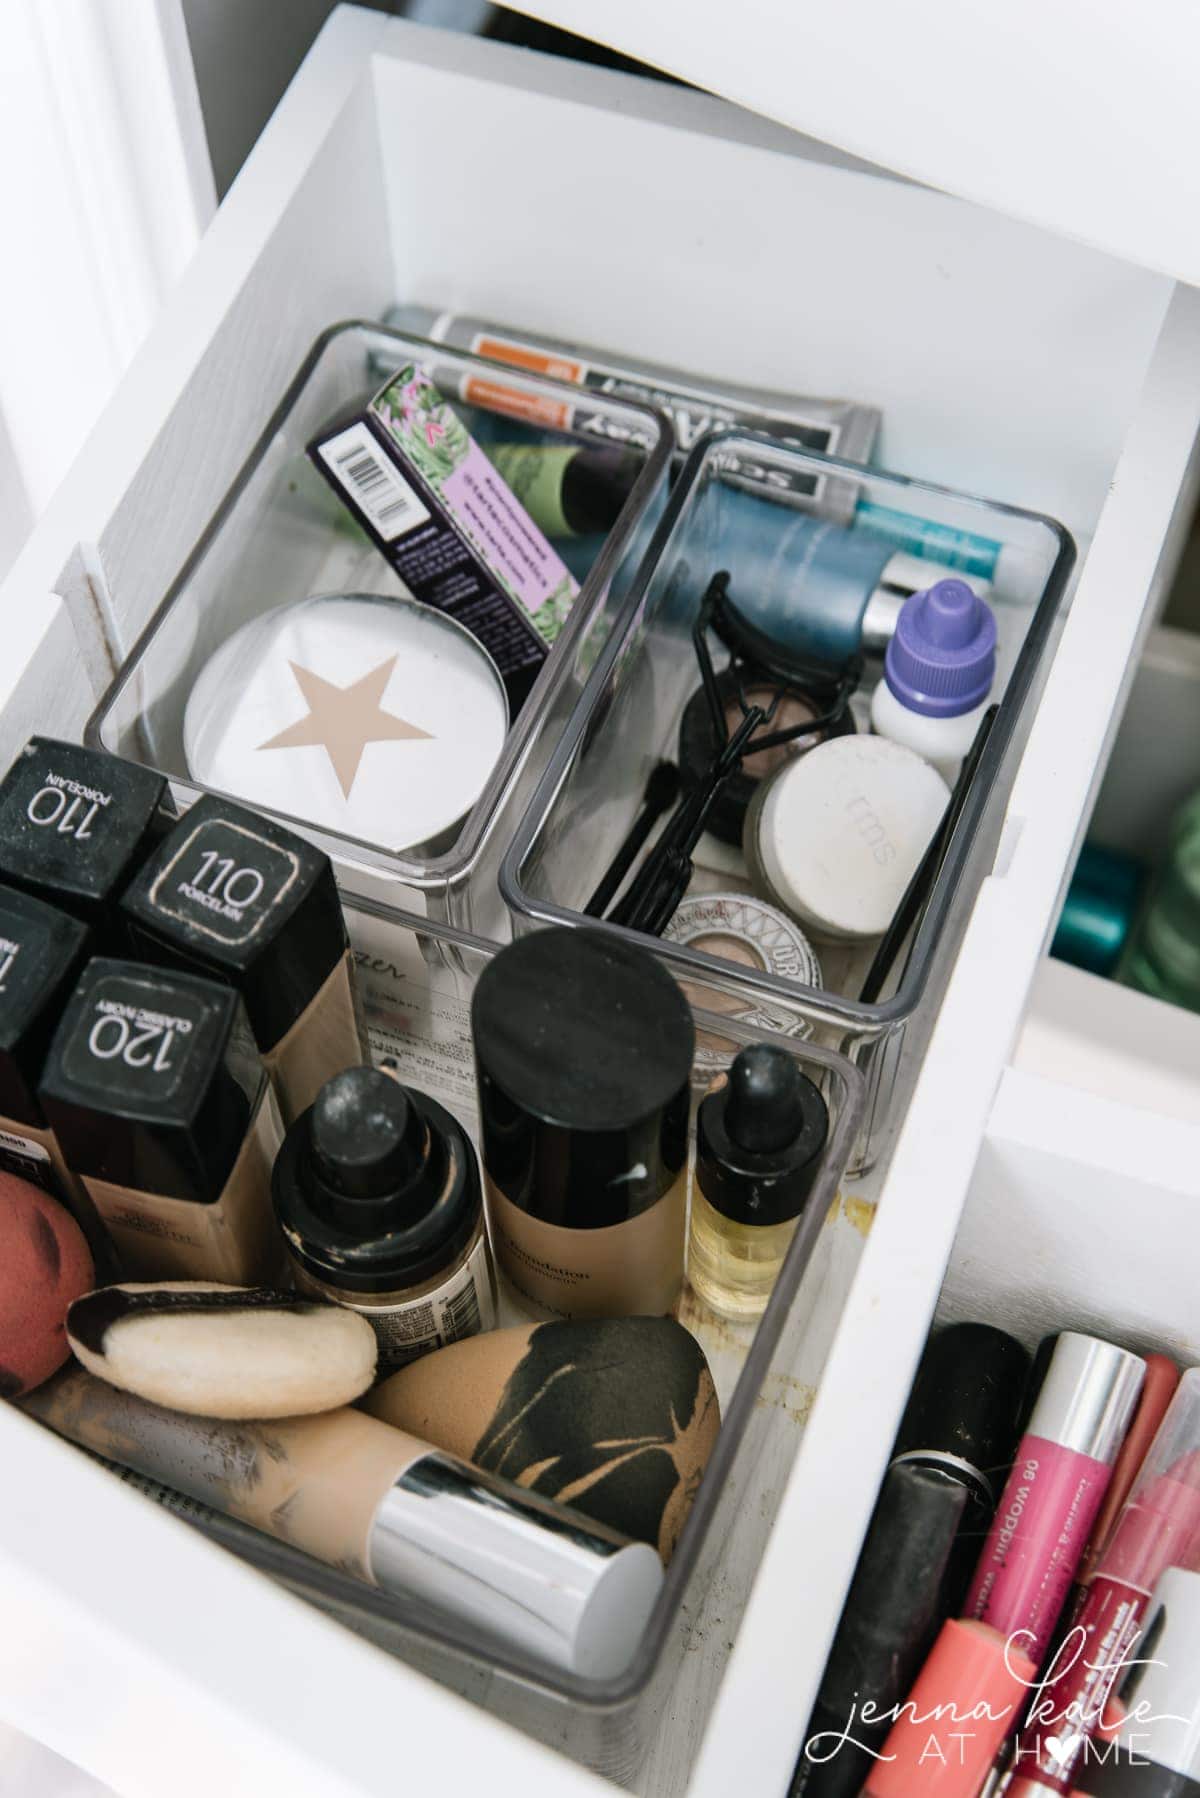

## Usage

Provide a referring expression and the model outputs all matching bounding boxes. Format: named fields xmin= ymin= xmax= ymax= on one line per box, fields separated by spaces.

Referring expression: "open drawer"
xmin=3 ymin=9 xmax=1200 ymax=1797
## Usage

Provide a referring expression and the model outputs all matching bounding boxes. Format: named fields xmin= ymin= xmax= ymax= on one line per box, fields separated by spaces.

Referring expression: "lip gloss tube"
xmin=22 ymin=1364 xmax=663 ymax=1678
xmin=965 ymin=1333 xmax=1145 ymax=1667
xmin=1065 ymin=1566 xmax=1200 ymax=1796
xmin=1006 ymin=1368 xmax=1200 ymax=1795
xmin=862 ymin=1619 xmax=1036 ymax=1797
xmin=1076 ymin=1357 xmax=1181 ymax=1588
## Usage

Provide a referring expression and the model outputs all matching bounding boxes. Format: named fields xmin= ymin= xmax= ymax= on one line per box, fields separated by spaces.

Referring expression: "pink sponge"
xmin=0 ymin=1173 xmax=95 ymax=1397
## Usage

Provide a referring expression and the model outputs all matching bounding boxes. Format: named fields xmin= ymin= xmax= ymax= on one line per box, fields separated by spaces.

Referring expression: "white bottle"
xmin=869 ymin=578 xmax=997 ymax=784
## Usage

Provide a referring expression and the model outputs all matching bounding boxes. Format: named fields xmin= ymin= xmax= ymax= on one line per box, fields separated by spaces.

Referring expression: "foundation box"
xmin=85 ymin=322 xmax=673 ymax=936
xmin=501 ymin=430 xmax=1074 ymax=1169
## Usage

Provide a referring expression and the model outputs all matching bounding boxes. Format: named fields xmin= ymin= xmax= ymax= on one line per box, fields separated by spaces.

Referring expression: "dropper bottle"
xmin=687 ymin=1044 xmax=829 ymax=1321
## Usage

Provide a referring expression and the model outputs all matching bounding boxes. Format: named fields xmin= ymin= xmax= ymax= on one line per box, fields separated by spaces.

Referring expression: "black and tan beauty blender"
xmin=67 ymin=1283 xmax=377 ymax=1418
xmin=364 ymin=1315 xmax=720 ymax=1561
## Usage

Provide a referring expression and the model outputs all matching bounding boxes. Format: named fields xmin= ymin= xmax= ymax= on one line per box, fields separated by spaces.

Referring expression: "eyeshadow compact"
xmin=182 ymin=591 xmax=509 ymax=860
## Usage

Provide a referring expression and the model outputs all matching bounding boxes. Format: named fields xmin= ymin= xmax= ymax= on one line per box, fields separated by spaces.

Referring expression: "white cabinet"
xmin=2 ymin=9 xmax=1199 ymax=1796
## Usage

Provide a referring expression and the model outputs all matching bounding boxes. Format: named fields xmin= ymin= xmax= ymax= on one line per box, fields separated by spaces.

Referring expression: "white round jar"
xmin=743 ymin=735 xmax=950 ymax=942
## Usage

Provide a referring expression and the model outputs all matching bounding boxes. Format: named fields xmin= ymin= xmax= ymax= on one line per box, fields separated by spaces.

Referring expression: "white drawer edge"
xmin=688 ymin=280 xmax=1200 ymax=1798
xmin=0 ymin=1406 xmax=610 ymax=1798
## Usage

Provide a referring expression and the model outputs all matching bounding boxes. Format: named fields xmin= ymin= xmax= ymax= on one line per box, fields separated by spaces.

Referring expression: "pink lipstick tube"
xmin=965 ymin=1333 xmax=1145 ymax=1668
xmin=1006 ymin=1366 xmax=1200 ymax=1796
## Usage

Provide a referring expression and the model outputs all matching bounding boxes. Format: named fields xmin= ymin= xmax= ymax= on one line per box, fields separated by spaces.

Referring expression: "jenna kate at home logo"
xmin=803 ymin=1631 xmax=1186 ymax=1772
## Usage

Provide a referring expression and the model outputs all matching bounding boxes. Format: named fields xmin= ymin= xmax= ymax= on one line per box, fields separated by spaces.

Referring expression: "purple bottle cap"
xmin=884 ymin=578 xmax=997 ymax=719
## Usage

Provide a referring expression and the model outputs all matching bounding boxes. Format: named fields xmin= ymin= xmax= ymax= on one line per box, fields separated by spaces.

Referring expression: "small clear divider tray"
xmin=41 ymin=901 xmax=863 ymax=1783
xmin=501 ymin=429 xmax=1075 ymax=1168
xmin=84 ymin=321 xmax=674 ymax=935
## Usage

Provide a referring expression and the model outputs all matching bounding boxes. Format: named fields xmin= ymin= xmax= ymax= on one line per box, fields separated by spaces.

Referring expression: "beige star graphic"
xmin=257 ymin=657 xmax=432 ymax=798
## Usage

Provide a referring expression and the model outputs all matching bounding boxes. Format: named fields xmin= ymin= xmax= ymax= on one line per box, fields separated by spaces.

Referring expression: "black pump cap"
xmin=273 ymin=1067 xmax=481 ymax=1293
xmin=472 ymin=926 xmax=694 ymax=1229
xmin=696 ymin=1044 xmax=828 ymax=1226
xmin=39 ymin=958 xmax=252 ymax=1203
xmin=0 ymin=738 xmax=165 ymax=919
xmin=892 ymin=1321 xmax=1031 ymax=1505
xmin=0 ymin=883 xmax=91 ymax=1126
xmin=121 ymin=794 xmax=352 ymax=1051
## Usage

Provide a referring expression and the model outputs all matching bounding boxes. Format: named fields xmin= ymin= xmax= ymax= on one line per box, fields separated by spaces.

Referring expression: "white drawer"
xmin=3 ymin=11 xmax=1200 ymax=1797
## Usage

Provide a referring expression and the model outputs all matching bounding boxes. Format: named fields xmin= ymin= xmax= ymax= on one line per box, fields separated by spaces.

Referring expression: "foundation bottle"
xmin=472 ymin=926 xmax=695 ymax=1319
xmin=687 ymin=1043 xmax=829 ymax=1321
xmin=39 ymin=959 xmax=281 ymax=1284
xmin=121 ymin=795 xmax=368 ymax=1126
xmin=0 ymin=883 xmax=108 ymax=1258
xmin=0 ymin=737 xmax=164 ymax=937
xmin=273 ymin=1065 xmax=496 ymax=1370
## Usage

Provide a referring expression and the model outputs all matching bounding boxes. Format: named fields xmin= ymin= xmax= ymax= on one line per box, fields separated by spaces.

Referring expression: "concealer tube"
xmin=23 ymin=1365 xmax=664 ymax=1678
xmin=39 ymin=959 xmax=280 ymax=1285
xmin=121 ymin=795 xmax=368 ymax=1127
xmin=0 ymin=882 xmax=109 ymax=1257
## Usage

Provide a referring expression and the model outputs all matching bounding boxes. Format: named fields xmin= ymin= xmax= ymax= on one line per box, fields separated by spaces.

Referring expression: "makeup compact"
xmin=678 ymin=667 xmax=856 ymax=848
xmin=181 ymin=592 xmax=508 ymax=860
xmin=121 ymin=795 xmax=368 ymax=1126
xmin=0 ymin=738 xmax=165 ymax=931
xmin=472 ymin=927 xmax=694 ymax=1319
xmin=39 ymin=959 xmax=280 ymax=1284
xmin=744 ymin=735 xmax=950 ymax=941
xmin=663 ymin=893 xmax=821 ymax=1068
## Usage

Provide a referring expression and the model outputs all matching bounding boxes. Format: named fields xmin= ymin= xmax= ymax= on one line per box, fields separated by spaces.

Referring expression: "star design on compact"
xmin=257 ymin=656 xmax=432 ymax=798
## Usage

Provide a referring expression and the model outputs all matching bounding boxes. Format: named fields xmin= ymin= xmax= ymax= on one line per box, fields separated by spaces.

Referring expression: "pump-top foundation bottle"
xmin=472 ymin=926 xmax=695 ymax=1320
xmin=121 ymin=795 xmax=368 ymax=1126
xmin=273 ymin=1065 xmax=496 ymax=1370
xmin=39 ymin=958 xmax=281 ymax=1284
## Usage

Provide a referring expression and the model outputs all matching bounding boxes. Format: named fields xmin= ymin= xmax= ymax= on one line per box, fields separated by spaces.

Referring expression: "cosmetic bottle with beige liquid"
xmin=273 ymin=1065 xmax=496 ymax=1370
xmin=121 ymin=795 xmax=368 ymax=1126
xmin=39 ymin=959 xmax=281 ymax=1283
xmin=0 ymin=738 xmax=165 ymax=940
xmin=472 ymin=926 xmax=694 ymax=1319
xmin=0 ymin=884 xmax=100 ymax=1235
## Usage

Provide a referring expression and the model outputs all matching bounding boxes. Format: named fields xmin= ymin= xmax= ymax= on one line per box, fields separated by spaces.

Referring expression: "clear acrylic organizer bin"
xmin=84 ymin=321 xmax=674 ymax=937
xmin=501 ymin=430 xmax=1075 ymax=1169
xmin=30 ymin=899 xmax=865 ymax=1783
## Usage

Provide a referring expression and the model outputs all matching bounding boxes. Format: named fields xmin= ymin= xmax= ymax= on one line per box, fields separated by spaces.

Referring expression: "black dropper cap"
xmin=472 ymin=927 xmax=694 ymax=1228
xmin=121 ymin=795 xmax=350 ymax=1052
xmin=0 ymin=883 xmax=91 ymax=1127
xmin=695 ymin=1044 xmax=829 ymax=1226
xmin=0 ymin=739 xmax=165 ymax=922
xmin=891 ymin=1321 xmax=1031 ymax=1505
xmin=39 ymin=958 xmax=252 ymax=1203
xmin=272 ymin=1066 xmax=481 ymax=1294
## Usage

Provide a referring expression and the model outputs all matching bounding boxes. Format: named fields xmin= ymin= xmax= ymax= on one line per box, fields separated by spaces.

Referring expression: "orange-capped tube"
xmin=863 ymin=1619 xmax=1036 ymax=1798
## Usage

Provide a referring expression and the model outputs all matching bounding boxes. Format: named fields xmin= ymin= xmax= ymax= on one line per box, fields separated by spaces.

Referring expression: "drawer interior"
xmin=0 ymin=18 xmax=1196 ymax=1798
xmin=17 ymin=21 xmax=1175 ymax=778
xmin=1014 ymin=621 xmax=1200 ymax=1123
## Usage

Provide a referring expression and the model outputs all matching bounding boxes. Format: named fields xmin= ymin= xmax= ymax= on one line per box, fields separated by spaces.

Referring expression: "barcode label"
xmin=317 ymin=422 xmax=430 ymax=541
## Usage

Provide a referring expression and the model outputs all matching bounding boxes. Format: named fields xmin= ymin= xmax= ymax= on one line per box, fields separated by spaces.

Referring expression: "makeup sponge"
xmin=66 ymin=1284 xmax=378 ymax=1418
xmin=365 ymin=1316 xmax=720 ymax=1561
xmin=0 ymin=1174 xmax=95 ymax=1398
